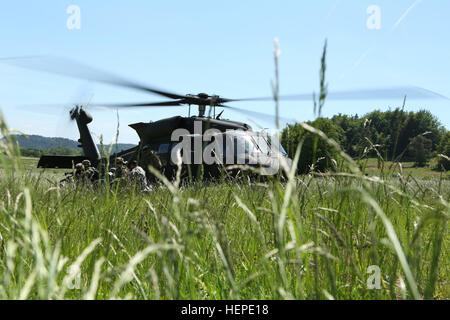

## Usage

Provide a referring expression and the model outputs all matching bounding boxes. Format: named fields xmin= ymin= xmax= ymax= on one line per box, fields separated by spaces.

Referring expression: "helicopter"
xmin=4 ymin=56 xmax=295 ymax=180
xmin=3 ymin=56 xmax=448 ymax=182
xmin=37 ymin=102 xmax=291 ymax=182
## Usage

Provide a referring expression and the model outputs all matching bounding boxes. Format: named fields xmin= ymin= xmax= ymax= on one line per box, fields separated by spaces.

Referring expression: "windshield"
xmin=267 ymin=135 xmax=288 ymax=156
xmin=233 ymin=135 xmax=256 ymax=155
xmin=251 ymin=135 xmax=271 ymax=155
xmin=222 ymin=131 xmax=257 ymax=156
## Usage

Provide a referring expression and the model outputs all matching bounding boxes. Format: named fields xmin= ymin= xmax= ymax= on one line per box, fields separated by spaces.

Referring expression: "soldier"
xmin=145 ymin=149 xmax=163 ymax=183
xmin=73 ymin=162 xmax=86 ymax=184
xmin=108 ymin=167 xmax=116 ymax=179
xmin=112 ymin=156 xmax=130 ymax=185
xmin=82 ymin=159 xmax=99 ymax=182
xmin=129 ymin=160 xmax=151 ymax=192
xmin=148 ymin=150 xmax=162 ymax=170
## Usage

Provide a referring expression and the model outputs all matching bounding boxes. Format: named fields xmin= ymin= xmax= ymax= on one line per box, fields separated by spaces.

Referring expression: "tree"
xmin=398 ymin=110 xmax=443 ymax=160
xmin=20 ymin=148 xmax=42 ymax=158
xmin=437 ymin=131 xmax=450 ymax=171
xmin=281 ymin=118 xmax=343 ymax=174
xmin=332 ymin=108 xmax=444 ymax=161
xmin=45 ymin=146 xmax=81 ymax=156
xmin=280 ymin=109 xmax=445 ymax=174
xmin=19 ymin=146 xmax=81 ymax=157
xmin=408 ymin=135 xmax=432 ymax=167
xmin=331 ymin=114 xmax=363 ymax=157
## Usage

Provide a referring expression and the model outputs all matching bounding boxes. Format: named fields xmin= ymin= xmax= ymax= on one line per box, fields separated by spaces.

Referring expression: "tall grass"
xmin=0 ymin=46 xmax=448 ymax=300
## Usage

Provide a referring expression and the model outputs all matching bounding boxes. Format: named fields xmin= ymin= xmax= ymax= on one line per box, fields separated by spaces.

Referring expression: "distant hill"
xmin=11 ymin=134 xmax=136 ymax=153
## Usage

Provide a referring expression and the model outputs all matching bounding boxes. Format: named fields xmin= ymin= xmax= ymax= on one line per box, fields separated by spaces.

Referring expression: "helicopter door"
xmin=157 ymin=143 xmax=170 ymax=166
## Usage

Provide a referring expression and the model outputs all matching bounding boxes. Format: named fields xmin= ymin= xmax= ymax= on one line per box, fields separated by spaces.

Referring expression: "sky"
xmin=0 ymin=0 xmax=449 ymax=144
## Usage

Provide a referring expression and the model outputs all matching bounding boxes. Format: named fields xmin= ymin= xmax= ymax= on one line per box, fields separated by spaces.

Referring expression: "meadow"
xmin=0 ymin=121 xmax=448 ymax=300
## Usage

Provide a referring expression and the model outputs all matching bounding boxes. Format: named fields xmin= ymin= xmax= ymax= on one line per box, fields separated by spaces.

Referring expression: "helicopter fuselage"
xmin=38 ymin=111 xmax=291 ymax=181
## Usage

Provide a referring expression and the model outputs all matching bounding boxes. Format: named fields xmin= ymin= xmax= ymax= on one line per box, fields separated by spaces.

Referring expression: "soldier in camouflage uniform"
xmin=148 ymin=150 xmax=162 ymax=170
xmin=129 ymin=160 xmax=151 ymax=192
xmin=82 ymin=159 xmax=99 ymax=183
xmin=145 ymin=149 xmax=163 ymax=183
xmin=110 ymin=157 xmax=130 ymax=188
xmin=73 ymin=162 xmax=86 ymax=183
xmin=114 ymin=157 xmax=129 ymax=179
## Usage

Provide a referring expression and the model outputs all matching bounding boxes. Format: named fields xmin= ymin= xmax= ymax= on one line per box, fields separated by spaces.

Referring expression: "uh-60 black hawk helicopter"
xmin=44 ymin=99 xmax=291 ymax=182
xmin=5 ymin=56 xmax=448 ymax=182
xmin=7 ymin=57 xmax=296 ymax=181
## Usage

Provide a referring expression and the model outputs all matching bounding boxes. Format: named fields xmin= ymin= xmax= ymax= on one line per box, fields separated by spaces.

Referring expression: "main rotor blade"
xmin=90 ymin=100 xmax=184 ymax=108
xmin=226 ymin=86 xmax=449 ymax=102
xmin=13 ymin=100 xmax=183 ymax=113
xmin=220 ymin=105 xmax=293 ymax=124
xmin=1 ymin=56 xmax=186 ymax=100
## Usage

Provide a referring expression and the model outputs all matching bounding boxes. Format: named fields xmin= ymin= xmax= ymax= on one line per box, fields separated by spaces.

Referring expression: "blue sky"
xmin=0 ymin=0 xmax=449 ymax=144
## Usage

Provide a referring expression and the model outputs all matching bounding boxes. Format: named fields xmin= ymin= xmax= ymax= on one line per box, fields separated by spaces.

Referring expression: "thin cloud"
xmin=351 ymin=47 xmax=372 ymax=71
xmin=339 ymin=47 xmax=373 ymax=80
xmin=341 ymin=0 xmax=423 ymax=79
xmin=391 ymin=0 xmax=423 ymax=31
xmin=325 ymin=0 xmax=341 ymax=21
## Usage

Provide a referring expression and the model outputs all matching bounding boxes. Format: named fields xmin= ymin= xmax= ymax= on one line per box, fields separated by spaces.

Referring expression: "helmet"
xmin=82 ymin=160 xmax=91 ymax=167
xmin=75 ymin=163 xmax=84 ymax=170
xmin=116 ymin=157 xmax=127 ymax=165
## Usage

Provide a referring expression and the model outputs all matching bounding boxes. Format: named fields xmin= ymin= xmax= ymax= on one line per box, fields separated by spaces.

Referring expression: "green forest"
xmin=9 ymin=109 xmax=450 ymax=175
xmin=8 ymin=134 xmax=135 ymax=156
xmin=19 ymin=146 xmax=81 ymax=157
xmin=281 ymin=108 xmax=450 ymax=173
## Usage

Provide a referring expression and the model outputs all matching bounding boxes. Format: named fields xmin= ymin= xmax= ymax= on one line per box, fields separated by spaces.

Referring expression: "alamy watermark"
xmin=170 ymin=121 xmax=289 ymax=175
xmin=367 ymin=265 xmax=381 ymax=289
xmin=66 ymin=5 xmax=81 ymax=30
xmin=67 ymin=265 xmax=81 ymax=290
xmin=366 ymin=5 xmax=381 ymax=30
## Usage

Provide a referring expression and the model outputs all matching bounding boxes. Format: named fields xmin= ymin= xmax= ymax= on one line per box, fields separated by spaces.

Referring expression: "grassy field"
xmin=361 ymin=157 xmax=449 ymax=180
xmin=1 ymin=133 xmax=448 ymax=300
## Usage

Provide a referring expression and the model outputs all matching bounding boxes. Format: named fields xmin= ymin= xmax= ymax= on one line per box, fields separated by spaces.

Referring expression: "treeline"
xmin=14 ymin=135 xmax=79 ymax=150
xmin=10 ymin=134 xmax=136 ymax=152
xmin=281 ymin=108 xmax=450 ymax=173
xmin=20 ymin=147 xmax=81 ymax=158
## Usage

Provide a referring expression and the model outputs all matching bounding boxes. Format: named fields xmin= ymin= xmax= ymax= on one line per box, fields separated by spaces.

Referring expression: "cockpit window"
xmin=267 ymin=135 xmax=288 ymax=156
xmin=158 ymin=143 xmax=169 ymax=154
xmin=279 ymin=143 xmax=288 ymax=156
xmin=221 ymin=131 xmax=257 ymax=156
xmin=251 ymin=135 xmax=271 ymax=155
xmin=233 ymin=135 xmax=255 ymax=154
